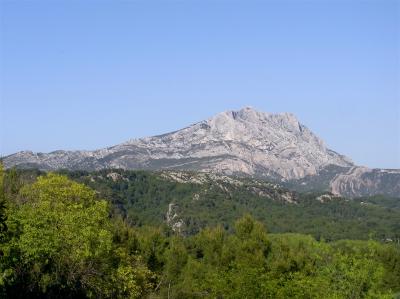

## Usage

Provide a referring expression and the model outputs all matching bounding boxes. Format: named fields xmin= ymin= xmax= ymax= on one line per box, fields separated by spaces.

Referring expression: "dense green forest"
xmin=59 ymin=169 xmax=400 ymax=241
xmin=1 ymin=166 xmax=399 ymax=298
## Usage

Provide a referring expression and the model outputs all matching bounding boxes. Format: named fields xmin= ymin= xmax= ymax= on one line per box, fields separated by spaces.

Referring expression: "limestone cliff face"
xmin=329 ymin=167 xmax=400 ymax=198
xmin=119 ymin=107 xmax=353 ymax=180
xmin=3 ymin=107 xmax=352 ymax=180
xmin=4 ymin=107 xmax=399 ymax=198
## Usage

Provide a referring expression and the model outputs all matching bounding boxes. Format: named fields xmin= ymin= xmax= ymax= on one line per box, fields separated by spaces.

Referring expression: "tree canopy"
xmin=0 ymin=166 xmax=399 ymax=298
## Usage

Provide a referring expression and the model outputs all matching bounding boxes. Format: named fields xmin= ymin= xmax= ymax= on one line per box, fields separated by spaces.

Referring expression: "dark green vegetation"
xmin=59 ymin=169 xmax=399 ymax=242
xmin=1 ymin=166 xmax=399 ymax=298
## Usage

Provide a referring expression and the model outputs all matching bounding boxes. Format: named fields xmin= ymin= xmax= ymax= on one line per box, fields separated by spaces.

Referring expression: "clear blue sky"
xmin=1 ymin=0 xmax=399 ymax=168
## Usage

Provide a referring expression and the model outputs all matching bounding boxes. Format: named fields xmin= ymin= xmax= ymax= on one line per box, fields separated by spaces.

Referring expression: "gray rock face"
xmin=3 ymin=107 xmax=352 ymax=178
xmin=3 ymin=107 xmax=399 ymax=198
xmin=330 ymin=167 xmax=400 ymax=198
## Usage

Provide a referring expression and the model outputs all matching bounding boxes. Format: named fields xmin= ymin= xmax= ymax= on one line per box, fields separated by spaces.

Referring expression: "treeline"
xmin=0 ymin=167 xmax=399 ymax=298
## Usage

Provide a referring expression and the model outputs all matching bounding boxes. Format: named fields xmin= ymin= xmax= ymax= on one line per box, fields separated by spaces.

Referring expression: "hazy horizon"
xmin=1 ymin=0 xmax=399 ymax=168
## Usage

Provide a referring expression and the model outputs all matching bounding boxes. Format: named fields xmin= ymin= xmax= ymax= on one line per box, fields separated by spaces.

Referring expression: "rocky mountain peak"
xmin=4 ymin=107 xmax=353 ymax=181
xmin=208 ymin=107 xmax=302 ymax=133
xmin=198 ymin=108 xmax=318 ymax=149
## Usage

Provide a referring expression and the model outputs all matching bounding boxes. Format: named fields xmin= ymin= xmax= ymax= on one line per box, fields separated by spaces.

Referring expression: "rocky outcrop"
xmin=166 ymin=203 xmax=184 ymax=233
xmin=159 ymin=170 xmax=298 ymax=203
xmin=330 ymin=167 xmax=400 ymax=198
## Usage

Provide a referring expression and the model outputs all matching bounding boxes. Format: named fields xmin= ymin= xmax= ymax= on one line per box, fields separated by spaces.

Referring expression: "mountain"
xmin=3 ymin=107 xmax=399 ymax=198
xmin=3 ymin=107 xmax=352 ymax=177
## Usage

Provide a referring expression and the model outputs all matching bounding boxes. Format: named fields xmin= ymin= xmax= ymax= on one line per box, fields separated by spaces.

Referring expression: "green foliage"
xmin=0 ymin=169 xmax=399 ymax=298
xmin=0 ymin=164 xmax=8 ymax=241
xmin=57 ymin=169 xmax=400 ymax=241
xmin=148 ymin=217 xmax=399 ymax=298
xmin=0 ymin=173 xmax=153 ymax=298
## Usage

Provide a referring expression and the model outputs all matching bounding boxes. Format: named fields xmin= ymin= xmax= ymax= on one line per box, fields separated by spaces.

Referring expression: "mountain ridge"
xmin=3 ymin=107 xmax=399 ymax=198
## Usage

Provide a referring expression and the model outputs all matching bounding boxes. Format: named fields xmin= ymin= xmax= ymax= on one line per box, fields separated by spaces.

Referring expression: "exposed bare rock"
xmin=106 ymin=172 xmax=123 ymax=182
xmin=166 ymin=203 xmax=184 ymax=233
xmin=3 ymin=107 xmax=399 ymax=198
xmin=330 ymin=167 xmax=400 ymax=198
xmin=3 ymin=107 xmax=352 ymax=180
xmin=316 ymin=193 xmax=342 ymax=203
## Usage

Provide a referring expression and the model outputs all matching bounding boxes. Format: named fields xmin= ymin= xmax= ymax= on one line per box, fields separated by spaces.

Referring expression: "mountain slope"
xmin=3 ymin=107 xmax=352 ymax=178
xmin=3 ymin=107 xmax=399 ymax=198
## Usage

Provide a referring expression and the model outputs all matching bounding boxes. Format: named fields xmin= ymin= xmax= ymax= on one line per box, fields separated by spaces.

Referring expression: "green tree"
xmin=0 ymin=164 xmax=8 ymax=241
xmin=0 ymin=173 xmax=152 ymax=298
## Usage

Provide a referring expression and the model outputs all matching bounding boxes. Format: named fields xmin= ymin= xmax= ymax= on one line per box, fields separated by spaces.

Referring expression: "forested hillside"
xmin=1 ymin=166 xmax=399 ymax=298
xmin=57 ymin=169 xmax=400 ymax=242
